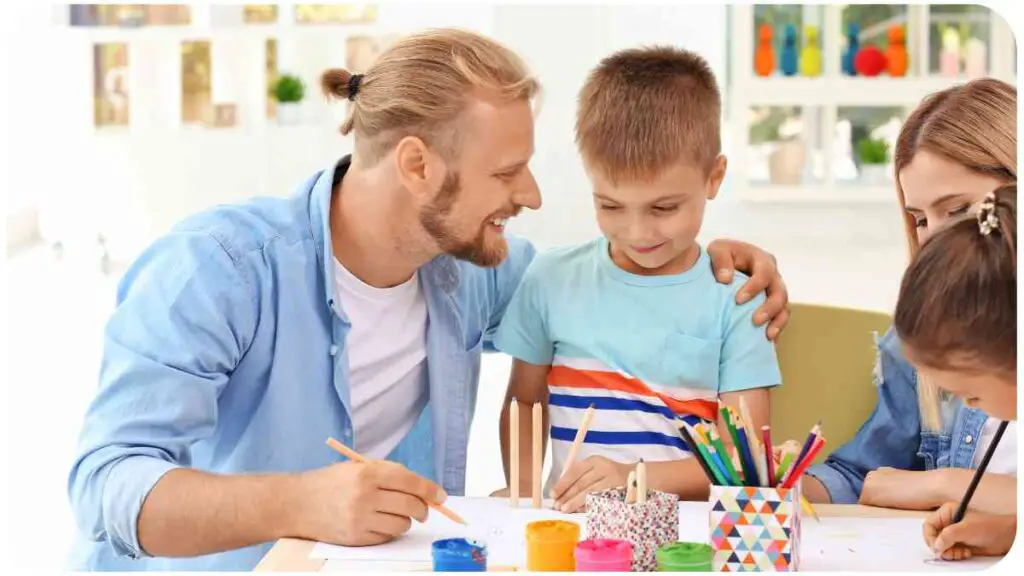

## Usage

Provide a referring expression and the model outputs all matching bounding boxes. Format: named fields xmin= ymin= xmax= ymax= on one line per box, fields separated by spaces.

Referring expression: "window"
xmin=93 ymin=43 xmax=130 ymax=127
xmin=295 ymin=4 xmax=377 ymax=25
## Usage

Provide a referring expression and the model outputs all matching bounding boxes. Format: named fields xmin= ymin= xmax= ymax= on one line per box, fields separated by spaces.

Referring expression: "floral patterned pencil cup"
xmin=585 ymin=487 xmax=680 ymax=571
xmin=708 ymin=485 xmax=802 ymax=572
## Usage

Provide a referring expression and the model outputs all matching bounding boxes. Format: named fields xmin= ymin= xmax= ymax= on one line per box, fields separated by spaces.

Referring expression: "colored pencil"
xmin=761 ymin=425 xmax=776 ymax=488
xmin=735 ymin=424 xmax=760 ymax=487
xmin=680 ymin=423 xmax=726 ymax=485
xmin=706 ymin=426 xmax=742 ymax=485
xmin=706 ymin=445 xmax=736 ymax=487
xmin=637 ymin=459 xmax=648 ymax=504
xmin=781 ymin=436 xmax=827 ymax=489
xmin=720 ymin=408 xmax=753 ymax=485
xmin=510 ymin=398 xmax=519 ymax=508
xmin=326 ymin=437 xmax=467 ymax=525
xmin=953 ymin=420 xmax=1008 ymax=523
xmin=532 ymin=402 xmax=542 ymax=509
xmin=737 ymin=401 xmax=765 ymax=486
xmin=559 ymin=404 xmax=595 ymax=480
xmin=793 ymin=421 xmax=822 ymax=472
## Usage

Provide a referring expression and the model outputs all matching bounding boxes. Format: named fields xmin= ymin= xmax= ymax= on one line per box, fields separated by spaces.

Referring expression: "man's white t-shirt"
xmin=333 ymin=258 xmax=429 ymax=459
xmin=972 ymin=418 xmax=1017 ymax=476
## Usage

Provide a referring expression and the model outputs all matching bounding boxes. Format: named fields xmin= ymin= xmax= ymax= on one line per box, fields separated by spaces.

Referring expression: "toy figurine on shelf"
xmin=965 ymin=37 xmax=988 ymax=79
xmin=939 ymin=24 xmax=961 ymax=77
xmin=886 ymin=24 xmax=908 ymax=77
xmin=755 ymin=23 xmax=775 ymax=76
xmin=780 ymin=24 xmax=798 ymax=76
xmin=842 ymin=22 xmax=860 ymax=76
xmin=854 ymin=44 xmax=887 ymax=76
xmin=800 ymin=25 xmax=822 ymax=77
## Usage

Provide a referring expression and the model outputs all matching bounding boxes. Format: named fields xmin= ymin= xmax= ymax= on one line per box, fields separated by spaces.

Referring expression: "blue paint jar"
xmin=432 ymin=538 xmax=488 ymax=572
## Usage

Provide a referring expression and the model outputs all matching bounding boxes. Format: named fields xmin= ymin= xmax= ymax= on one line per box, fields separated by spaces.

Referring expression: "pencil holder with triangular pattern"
xmin=708 ymin=484 xmax=802 ymax=571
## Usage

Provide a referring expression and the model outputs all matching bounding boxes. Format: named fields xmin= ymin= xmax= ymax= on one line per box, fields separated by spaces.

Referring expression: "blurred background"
xmin=2 ymin=2 xmax=1017 ymax=571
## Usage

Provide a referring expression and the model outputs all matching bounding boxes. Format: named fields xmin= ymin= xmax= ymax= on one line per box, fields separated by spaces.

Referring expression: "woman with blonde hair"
xmin=799 ymin=78 xmax=1017 ymax=511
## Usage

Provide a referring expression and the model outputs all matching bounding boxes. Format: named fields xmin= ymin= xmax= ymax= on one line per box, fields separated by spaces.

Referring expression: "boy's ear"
xmin=707 ymin=155 xmax=728 ymax=200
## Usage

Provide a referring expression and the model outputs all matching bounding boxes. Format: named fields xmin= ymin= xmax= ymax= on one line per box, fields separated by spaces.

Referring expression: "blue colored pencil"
xmin=735 ymin=425 xmax=761 ymax=487
xmin=706 ymin=445 xmax=736 ymax=487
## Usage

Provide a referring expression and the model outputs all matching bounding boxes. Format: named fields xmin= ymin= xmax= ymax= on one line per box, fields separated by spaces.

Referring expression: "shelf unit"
xmin=726 ymin=4 xmax=1016 ymax=204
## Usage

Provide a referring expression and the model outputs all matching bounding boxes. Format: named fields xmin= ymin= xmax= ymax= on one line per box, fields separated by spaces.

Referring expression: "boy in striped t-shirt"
xmin=493 ymin=46 xmax=781 ymax=512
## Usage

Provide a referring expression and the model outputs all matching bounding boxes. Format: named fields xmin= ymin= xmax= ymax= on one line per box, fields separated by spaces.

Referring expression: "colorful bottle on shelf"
xmin=800 ymin=25 xmax=822 ymax=77
xmin=780 ymin=24 xmax=798 ymax=76
xmin=755 ymin=23 xmax=775 ymax=77
xmin=854 ymin=44 xmax=887 ymax=76
xmin=964 ymin=37 xmax=987 ymax=78
xmin=886 ymin=24 xmax=908 ymax=77
xmin=842 ymin=22 xmax=860 ymax=76
xmin=939 ymin=26 xmax=961 ymax=77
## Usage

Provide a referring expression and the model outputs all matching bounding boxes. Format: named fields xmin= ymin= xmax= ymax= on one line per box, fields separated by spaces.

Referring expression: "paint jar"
xmin=575 ymin=538 xmax=633 ymax=571
xmin=431 ymin=538 xmax=487 ymax=572
xmin=525 ymin=520 xmax=581 ymax=571
xmin=656 ymin=542 xmax=713 ymax=571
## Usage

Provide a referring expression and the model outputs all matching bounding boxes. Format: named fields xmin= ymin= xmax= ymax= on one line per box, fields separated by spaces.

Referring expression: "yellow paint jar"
xmin=525 ymin=520 xmax=581 ymax=571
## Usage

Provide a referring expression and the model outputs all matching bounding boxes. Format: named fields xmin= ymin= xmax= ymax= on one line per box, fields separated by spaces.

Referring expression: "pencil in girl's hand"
xmin=953 ymin=420 xmax=1008 ymax=523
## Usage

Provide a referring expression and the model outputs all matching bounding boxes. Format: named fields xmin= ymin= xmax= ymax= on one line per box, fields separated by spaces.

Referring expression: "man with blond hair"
xmin=67 ymin=28 xmax=788 ymax=570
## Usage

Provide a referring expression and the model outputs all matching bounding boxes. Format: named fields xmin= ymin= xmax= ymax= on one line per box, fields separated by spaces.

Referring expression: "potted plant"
xmin=272 ymin=74 xmax=305 ymax=125
xmin=856 ymin=137 xmax=890 ymax=184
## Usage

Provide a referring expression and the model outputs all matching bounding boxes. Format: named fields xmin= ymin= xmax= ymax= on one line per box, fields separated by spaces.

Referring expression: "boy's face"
xmin=589 ymin=156 xmax=726 ymax=275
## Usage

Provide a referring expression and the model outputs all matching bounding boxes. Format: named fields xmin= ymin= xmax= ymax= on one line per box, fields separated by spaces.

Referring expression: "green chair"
xmin=770 ymin=303 xmax=893 ymax=465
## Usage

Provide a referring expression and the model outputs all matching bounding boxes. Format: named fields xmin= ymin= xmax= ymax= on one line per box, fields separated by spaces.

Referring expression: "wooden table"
xmin=254 ymin=503 xmax=926 ymax=572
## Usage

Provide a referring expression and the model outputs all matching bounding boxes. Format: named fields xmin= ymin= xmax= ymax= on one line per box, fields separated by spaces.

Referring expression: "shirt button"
xmin=964 ymin=435 xmax=974 ymax=444
xmin=329 ymin=345 xmax=338 ymax=356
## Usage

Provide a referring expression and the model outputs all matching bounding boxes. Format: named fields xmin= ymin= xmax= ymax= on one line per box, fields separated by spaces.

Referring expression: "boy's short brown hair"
xmin=575 ymin=46 xmax=721 ymax=184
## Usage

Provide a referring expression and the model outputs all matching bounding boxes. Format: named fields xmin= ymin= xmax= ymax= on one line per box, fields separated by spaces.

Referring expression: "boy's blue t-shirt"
xmin=493 ymin=237 xmax=781 ymax=487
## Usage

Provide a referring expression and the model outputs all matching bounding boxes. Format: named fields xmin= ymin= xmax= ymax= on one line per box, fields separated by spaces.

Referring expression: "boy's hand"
xmin=924 ymin=503 xmax=1016 ymax=560
xmin=551 ymin=456 xmax=631 ymax=513
xmin=707 ymin=239 xmax=789 ymax=341
xmin=490 ymin=487 xmax=510 ymax=498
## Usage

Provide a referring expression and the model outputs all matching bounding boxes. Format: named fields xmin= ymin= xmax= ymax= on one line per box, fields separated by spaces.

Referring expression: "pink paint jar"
xmin=574 ymin=538 xmax=633 ymax=572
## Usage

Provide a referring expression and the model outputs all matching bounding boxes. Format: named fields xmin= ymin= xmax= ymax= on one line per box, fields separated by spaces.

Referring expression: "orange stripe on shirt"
xmin=548 ymin=365 xmax=719 ymax=421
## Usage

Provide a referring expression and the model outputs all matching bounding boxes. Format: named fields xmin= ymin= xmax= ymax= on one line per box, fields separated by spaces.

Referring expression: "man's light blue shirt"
xmin=66 ymin=156 xmax=536 ymax=570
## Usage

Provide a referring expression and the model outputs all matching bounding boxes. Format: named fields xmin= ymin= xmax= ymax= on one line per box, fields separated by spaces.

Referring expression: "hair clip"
xmin=977 ymin=193 xmax=999 ymax=236
xmin=347 ymin=74 xmax=363 ymax=101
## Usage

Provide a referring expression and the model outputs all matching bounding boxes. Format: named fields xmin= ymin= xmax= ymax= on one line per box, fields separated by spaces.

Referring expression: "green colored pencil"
xmin=719 ymin=407 xmax=752 ymax=485
xmin=775 ymin=448 xmax=797 ymax=485
xmin=706 ymin=424 xmax=742 ymax=486
xmin=683 ymin=423 xmax=729 ymax=486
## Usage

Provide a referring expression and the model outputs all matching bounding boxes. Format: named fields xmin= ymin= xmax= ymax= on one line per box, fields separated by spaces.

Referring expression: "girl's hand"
xmin=924 ymin=502 xmax=1016 ymax=560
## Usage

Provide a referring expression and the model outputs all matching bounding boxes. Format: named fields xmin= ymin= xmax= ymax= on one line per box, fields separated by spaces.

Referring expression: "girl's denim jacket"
xmin=805 ymin=328 xmax=989 ymax=504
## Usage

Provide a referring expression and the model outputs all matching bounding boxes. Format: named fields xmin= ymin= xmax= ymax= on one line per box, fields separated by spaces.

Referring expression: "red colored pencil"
xmin=761 ymin=425 xmax=775 ymax=487
xmin=781 ymin=436 xmax=827 ymax=489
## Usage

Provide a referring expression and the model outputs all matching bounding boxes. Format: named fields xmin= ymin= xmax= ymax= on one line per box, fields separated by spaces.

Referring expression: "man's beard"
xmin=419 ymin=170 xmax=509 ymax=268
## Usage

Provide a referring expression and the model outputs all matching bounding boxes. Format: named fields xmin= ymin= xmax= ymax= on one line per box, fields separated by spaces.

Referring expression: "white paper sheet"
xmin=311 ymin=498 xmax=1001 ymax=571
xmin=310 ymin=497 xmax=578 ymax=566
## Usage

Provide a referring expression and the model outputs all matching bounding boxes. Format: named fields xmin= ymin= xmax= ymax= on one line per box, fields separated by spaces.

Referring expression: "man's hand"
xmin=707 ymin=239 xmax=790 ymax=341
xmin=924 ymin=503 xmax=1016 ymax=560
xmin=295 ymin=460 xmax=447 ymax=547
xmin=550 ymin=456 xmax=631 ymax=513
